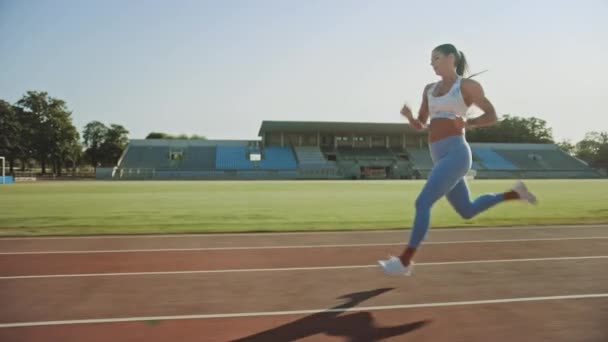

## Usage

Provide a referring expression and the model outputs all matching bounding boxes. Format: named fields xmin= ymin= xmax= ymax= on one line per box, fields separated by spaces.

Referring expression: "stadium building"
xmin=98 ymin=121 xmax=601 ymax=180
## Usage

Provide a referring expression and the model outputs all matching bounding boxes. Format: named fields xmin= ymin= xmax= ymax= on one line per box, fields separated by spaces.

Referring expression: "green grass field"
xmin=0 ymin=179 xmax=607 ymax=236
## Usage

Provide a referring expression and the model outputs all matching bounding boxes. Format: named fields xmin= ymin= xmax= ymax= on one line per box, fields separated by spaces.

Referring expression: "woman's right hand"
xmin=401 ymin=103 xmax=425 ymax=131
xmin=400 ymin=103 xmax=413 ymax=119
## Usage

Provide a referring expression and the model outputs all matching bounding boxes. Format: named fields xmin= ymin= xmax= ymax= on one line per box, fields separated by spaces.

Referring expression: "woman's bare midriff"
xmin=428 ymin=118 xmax=464 ymax=143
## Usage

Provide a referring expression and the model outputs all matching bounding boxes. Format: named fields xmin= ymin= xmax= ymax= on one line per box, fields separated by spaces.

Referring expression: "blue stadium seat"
xmin=259 ymin=146 xmax=297 ymax=170
xmin=216 ymin=146 xmax=255 ymax=170
xmin=471 ymin=148 xmax=518 ymax=170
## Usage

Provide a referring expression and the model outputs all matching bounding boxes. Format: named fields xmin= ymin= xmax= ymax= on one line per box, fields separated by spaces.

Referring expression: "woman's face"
xmin=430 ymin=49 xmax=455 ymax=76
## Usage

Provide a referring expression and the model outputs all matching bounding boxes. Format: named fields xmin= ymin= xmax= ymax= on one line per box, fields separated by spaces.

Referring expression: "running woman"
xmin=378 ymin=43 xmax=537 ymax=276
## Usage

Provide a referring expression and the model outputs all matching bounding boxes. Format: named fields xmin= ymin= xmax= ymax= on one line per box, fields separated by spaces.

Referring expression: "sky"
xmin=1 ymin=0 xmax=607 ymax=142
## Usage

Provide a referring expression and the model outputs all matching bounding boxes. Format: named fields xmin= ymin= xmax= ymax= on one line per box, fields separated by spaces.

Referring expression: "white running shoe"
xmin=511 ymin=180 xmax=538 ymax=205
xmin=377 ymin=256 xmax=414 ymax=276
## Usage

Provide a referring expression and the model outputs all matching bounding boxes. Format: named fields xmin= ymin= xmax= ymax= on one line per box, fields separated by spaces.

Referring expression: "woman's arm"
xmin=461 ymin=79 xmax=497 ymax=128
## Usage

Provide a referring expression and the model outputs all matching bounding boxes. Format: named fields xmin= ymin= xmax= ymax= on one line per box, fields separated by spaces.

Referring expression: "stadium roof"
xmin=129 ymin=139 xmax=255 ymax=147
xmin=257 ymin=121 xmax=422 ymax=136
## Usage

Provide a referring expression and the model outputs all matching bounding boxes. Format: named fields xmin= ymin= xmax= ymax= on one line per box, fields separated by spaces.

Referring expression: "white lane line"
xmin=0 ymin=224 xmax=606 ymax=240
xmin=1 ymin=293 xmax=607 ymax=328
xmin=1 ymin=236 xmax=606 ymax=255
xmin=2 ymin=255 xmax=607 ymax=280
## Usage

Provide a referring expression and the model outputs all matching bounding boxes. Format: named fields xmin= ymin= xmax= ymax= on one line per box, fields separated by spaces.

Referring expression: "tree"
xmin=48 ymin=108 xmax=80 ymax=175
xmin=595 ymin=143 xmax=608 ymax=173
xmin=83 ymin=121 xmax=129 ymax=167
xmin=14 ymin=106 xmax=37 ymax=172
xmin=101 ymin=124 xmax=129 ymax=166
xmin=145 ymin=132 xmax=206 ymax=140
xmin=466 ymin=115 xmax=554 ymax=143
xmin=575 ymin=132 xmax=608 ymax=173
xmin=83 ymin=121 xmax=109 ymax=169
xmin=145 ymin=132 xmax=171 ymax=139
xmin=557 ymin=140 xmax=576 ymax=155
xmin=15 ymin=91 xmax=80 ymax=174
xmin=65 ymin=140 xmax=84 ymax=173
xmin=0 ymin=100 xmax=20 ymax=173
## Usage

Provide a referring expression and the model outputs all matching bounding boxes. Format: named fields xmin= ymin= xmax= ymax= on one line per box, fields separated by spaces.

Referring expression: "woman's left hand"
xmin=455 ymin=117 xmax=469 ymax=130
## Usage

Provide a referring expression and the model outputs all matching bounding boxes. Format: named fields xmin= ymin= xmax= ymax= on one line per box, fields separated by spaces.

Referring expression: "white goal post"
xmin=1 ymin=156 xmax=5 ymax=184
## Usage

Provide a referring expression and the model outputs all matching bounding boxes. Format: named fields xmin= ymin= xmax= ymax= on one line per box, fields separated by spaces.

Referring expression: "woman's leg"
xmin=446 ymin=179 xmax=537 ymax=219
xmin=446 ymin=178 xmax=506 ymax=219
xmin=398 ymin=147 xmax=471 ymax=266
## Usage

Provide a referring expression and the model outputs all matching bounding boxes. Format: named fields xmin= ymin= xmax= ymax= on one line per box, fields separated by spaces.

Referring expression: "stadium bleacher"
xmin=180 ymin=146 xmax=216 ymax=170
xmin=119 ymin=146 xmax=172 ymax=169
xmin=258 ymin=146 xmax=297 ymax=170
xmin=111 ymin=122 xmax=601 ymax=180
xmin=294 ymin=146 xmax=331 ymax=166
xmin=337 ymin=147 xmax=395 ymax=159
xmin=407 ymin=148 xmax=434 ymax=170
xmin=471 ymin=147 xmax=518 ymax=170
xmin=216 ymin=146 xmax=255 ymax=170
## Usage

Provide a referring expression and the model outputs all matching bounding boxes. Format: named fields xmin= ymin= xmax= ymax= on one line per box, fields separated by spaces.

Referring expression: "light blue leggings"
xmin=408 ymin=135 xmax=505 ymax=248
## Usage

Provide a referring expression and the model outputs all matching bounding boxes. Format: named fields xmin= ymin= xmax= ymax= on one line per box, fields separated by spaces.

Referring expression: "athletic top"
xmin=427 ymin=76 xmax=469 ymax=120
